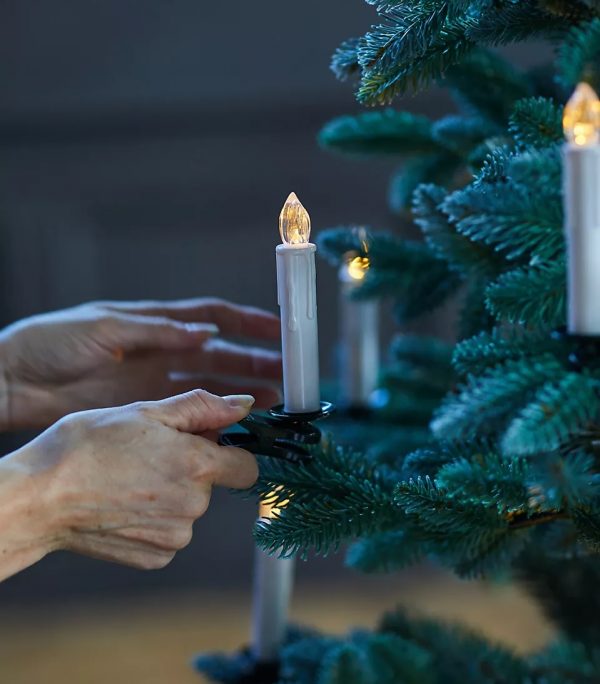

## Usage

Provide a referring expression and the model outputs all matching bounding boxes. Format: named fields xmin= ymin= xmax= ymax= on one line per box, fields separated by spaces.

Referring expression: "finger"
xmin=65 ymin=533 xmax=176 ymax=570
xmin=195 ymin=299 xmax=280 ymax=340
xmin=147 ymin=388 xmax=255 ymax=433
xmin=104 ymin=298 xmax=280 ymax=340
xmin=109 ymin=313 xmax=218 ymax=352
xmin=171 ymin=339 xmax=282 ymax=381
xmin=169 ymin=379 xmax=281 ymax=410
xmin=116 ymin=523 xmax=195 ymax=552
xmin=195 ymin=438 xmax=259 ymax=489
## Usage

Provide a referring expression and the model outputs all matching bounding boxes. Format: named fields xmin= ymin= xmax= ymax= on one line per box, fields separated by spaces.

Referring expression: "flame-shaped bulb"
xmin=279 ymin=192 xmax=311 ymax=245
xmin=347 ymin=256 xmax=370 ymax=281
xmin=564 ymin=82 xmax=600 ymax=146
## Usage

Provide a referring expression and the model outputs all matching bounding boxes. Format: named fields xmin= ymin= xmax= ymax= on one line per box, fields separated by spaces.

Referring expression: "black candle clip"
xmin=219 ymin=401 xmax=335 ymax=463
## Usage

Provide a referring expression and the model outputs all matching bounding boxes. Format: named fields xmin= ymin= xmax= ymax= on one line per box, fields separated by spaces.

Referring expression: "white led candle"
xmin=339 ymin=252 xmax=379 ymax=407
xmin=563 ymin=83 xmax=600 ymax=335
xmin=276 ymin=192 xmax=321 ymax=413
xmin=251 ymin=499 xmax=294 ymax=662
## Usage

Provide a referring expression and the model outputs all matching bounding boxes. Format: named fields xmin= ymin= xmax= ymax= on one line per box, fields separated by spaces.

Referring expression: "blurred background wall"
xmin=0 ymin=0 xmax=445 ymax=603
xmin=0 ymin=9 xmax=554 ymax=681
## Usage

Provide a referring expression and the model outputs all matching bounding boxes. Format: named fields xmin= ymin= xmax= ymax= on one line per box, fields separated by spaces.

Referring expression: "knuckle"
xmin=188 ymin=388 xmax=212 ymax=403
xmin=93 ymin=314 xmax=119 ymax=336
xmin=132 ymin=401 xmax=157 ymax=419
xmin=202 ymin=297 xmax=226 ymax=309
xmin=184 ymin=389 xmax=217 ymax=415
xmin=189 ymin=447 xmax=216 ymax=481
xmin=53 ymin=412 xmax=88 ymax=443
xmin=86 ymin=300 xmax=109 ymax=311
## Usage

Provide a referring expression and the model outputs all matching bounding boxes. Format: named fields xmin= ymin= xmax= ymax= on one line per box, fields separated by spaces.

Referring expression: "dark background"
xmin=0 ymin=2 xmax=547 ymax=604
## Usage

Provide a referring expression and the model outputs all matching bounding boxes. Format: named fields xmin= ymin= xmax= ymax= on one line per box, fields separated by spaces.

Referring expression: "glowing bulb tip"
xmin=279 ymin=192 xmax=311 ymax=245
xmin=564 ymin=82 xmax=600 ymax=146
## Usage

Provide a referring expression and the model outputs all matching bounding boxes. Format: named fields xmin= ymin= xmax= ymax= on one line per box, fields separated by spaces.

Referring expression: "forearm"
xmin=0 ymin=446 xmax=56 ymax=581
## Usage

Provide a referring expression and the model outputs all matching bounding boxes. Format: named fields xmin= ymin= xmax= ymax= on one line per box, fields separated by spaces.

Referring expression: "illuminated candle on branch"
xmin=250 ymin=193 xmax=322 ymax=666
xmin=563 ymin=83 xmax=600 ymax=336
xmin=338 ymin=229 xmax=380 ymax=410
xmin=210 ymin=193 xmax=331 ymax=679
xmin=251 ymin=492 xmax=293 ymax=663
xmin=276 ymin=192 xmax=320 ymax=413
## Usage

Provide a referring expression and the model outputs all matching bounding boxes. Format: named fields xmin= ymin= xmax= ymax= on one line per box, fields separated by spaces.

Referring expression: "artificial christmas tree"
xmin=198 ymin=2 xmax=600 ymax=681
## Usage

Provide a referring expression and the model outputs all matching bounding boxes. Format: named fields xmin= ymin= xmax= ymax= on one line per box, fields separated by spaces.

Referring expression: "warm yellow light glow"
xmin=259 ymin=488 xmax=289 ymax=520
xmin=347 ymin=255 xmax=370 ymax=280
xmin=563 ymin=82 xmax=600 ymax=146
xmin=279 ymin=192 xmax=311 ymax=245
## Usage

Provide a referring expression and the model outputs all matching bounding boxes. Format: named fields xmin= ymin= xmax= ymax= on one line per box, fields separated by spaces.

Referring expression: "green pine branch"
xmin=502 ymin=374 xmax=600 ymax=455
xmin=485 ymin=261 xmax=566 ymax=328
xmin=509 ymin=97 xmax=564 ymax=149
xmin=252 ymin=442 xmax=400 ymax=558
xmin=413 ymin=183 xmax=502 ymax=277
xmin=318 ymin=110 xmax=436 ymax=156
xmin=444 ymin=48 xmax=532 ymax=125
xmin=452 ymin=327 xmax=561 ymax=377
xmin=357 ymin=17 xmax=474 ymax=104
xmin=431 ymin=355 xmax=568 ymax=440
xmin=331 ymin=37 xmax=361 ymax=81
xmin=466 ymin=1 xmax=573 ymax=47
xmin=442 ymin=179 xmax=564 ymax=265
xmin=388 ymin=153 xmax=461 ymax=212
xmin=557 ymin=17 xmax=600 ymax=91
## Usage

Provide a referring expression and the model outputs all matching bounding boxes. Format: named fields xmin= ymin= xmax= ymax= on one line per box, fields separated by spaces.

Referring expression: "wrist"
xmin=0 ymin=442 xmax=62 ymax=580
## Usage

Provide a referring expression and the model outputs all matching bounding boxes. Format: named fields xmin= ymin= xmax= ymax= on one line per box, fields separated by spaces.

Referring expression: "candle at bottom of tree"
xmin=251 ymin=498 xmax=294 ymax=662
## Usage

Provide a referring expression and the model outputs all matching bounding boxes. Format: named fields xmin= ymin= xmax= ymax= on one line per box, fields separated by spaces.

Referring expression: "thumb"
xmin=110 ymin=312 xmax=219 ymax=351
xmin=149 ymin=389 xmax=255 ymax=434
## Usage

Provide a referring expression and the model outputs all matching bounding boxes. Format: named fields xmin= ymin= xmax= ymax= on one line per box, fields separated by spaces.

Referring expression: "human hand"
xmin=0 ymin=298 xmax=282 ymax=430
xmin=0 ymin=390 xmax=258 ymax=580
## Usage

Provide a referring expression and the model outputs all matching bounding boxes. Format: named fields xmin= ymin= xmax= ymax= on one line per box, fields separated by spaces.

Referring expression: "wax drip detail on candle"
xmin=307 ymin=256 xmax=316 ymax=319
xmin=286 ymin=263 xmax=298 ymax=332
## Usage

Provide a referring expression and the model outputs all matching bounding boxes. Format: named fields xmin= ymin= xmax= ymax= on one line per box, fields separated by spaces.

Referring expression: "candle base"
xmin=194 ymin=647 xmax=280 ymax=684
xmin=195 ymin=624 xmax=316 ymax=683
xmin=219 ymin=401 xmax=335 ymax=462
xmin=551 ymin=326 xmax=600 ymax=371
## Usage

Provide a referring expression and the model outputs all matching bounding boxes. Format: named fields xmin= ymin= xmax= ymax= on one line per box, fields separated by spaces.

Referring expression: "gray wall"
xmin=0 ymin=2 xmax=539 ymax=600
xmin=0 ymin=0 xmax=414 ymax=602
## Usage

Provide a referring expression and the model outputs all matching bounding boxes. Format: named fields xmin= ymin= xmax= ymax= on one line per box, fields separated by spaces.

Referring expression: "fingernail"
xmin=224 ymin=394 xmax=256 ymax=409
xmin=186 ymin=322 xmax=219 ymax=335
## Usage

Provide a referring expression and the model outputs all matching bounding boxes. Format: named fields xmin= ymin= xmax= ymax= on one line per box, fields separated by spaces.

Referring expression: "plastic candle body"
xmin=276 ymin=193 xmax=320 ymax=413
xmin=339 ymin=256 xmax=379 ymax=407
xmin=251 ymin=500 xmax=294 ymax=662
xmin=563 ymin=83 xmax=600 ymax=335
